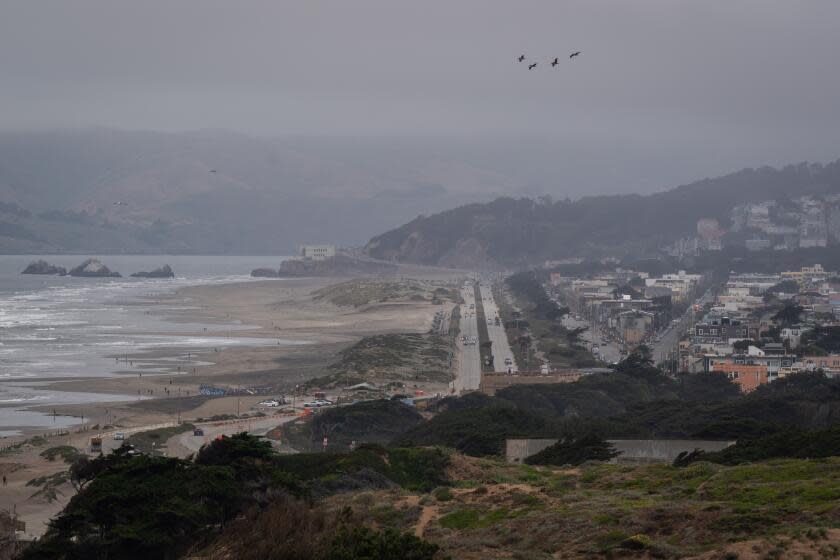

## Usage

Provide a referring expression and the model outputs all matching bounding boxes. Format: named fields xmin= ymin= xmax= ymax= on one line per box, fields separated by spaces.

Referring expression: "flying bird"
xmin=551 ymin=57 xmax=559 ymax=67
xmin=517 ymin=54 xmax=525 ymax=62
xmin=528 ymin=63 xmax=537 ymax=70
xmin=209 ymin=169 xmax=217 ymax=173
xmin=569 ymin=51 xmax=581 ymax=59
xmin=113 ymin=201 xmax=125 ymax=206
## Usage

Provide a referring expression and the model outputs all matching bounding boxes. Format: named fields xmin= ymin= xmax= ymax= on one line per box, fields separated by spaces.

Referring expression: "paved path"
xmin=454 ymin=283 xmax=481 ymax=393
xmin=478 ymin=283 xmax=518 ymax=373
xmin=167 ymin=414 xmax=299 ymax=457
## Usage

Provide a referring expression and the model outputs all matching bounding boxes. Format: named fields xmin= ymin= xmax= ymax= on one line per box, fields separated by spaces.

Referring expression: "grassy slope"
xmin=324 ymin=455 xmax=840 ymax=559
xmin=310 ymin=332 xmax=454 ymax=388
xmin=313 ymin=279 xmax=458 ymax=308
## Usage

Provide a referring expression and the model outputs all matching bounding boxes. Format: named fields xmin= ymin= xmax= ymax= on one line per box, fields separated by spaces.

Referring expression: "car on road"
xmin=504 ymin=357 xmax=512 ymax=365
xmin=193 ymin=427 xmax=204 ymax=437
xmin=304 ymin=400 xmax=333 ymax=408
xmin=113 ymin=432 xmax=125 ymax=441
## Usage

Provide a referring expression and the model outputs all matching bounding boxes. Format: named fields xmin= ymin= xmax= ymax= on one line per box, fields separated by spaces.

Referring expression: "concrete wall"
xmin=505 ymin=438 xmax=734 ymax=464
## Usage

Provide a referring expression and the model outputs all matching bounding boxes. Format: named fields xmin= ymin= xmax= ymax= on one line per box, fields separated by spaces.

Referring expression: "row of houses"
xmin=683 ymin=264 xmax=840 ymax=392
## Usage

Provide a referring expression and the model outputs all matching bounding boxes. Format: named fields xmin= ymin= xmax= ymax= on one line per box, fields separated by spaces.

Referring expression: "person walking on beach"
xmin=3 ymin=474 xmax=7 ymax=486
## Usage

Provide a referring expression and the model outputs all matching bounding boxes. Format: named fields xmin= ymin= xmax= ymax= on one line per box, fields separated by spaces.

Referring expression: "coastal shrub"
xmin=438 ymin=507 xmax=510 ymax=530
xmin=126 ymin=423 xmax=194 ymax=456
xmin=524 ymin=434 xmax=619 ymax=466
xmin=21 ymin=454 xmax=242 ymax=560
xmin=326 ymin=527 xmax=440 ymax=560
xmin=393 ymin=400 xmax=553 ymax=456
xmin=676 ymin=427 xmax=840 ymax=466
xmin=272 ymin=444 xmax=450 ymax=493
xmin=191 ymin=497 xmax=439 ymax=560
xmin=283 ymin=399 xmax=424 ymax=452
xmin=40 ymin=445 xmax=83 ymax=464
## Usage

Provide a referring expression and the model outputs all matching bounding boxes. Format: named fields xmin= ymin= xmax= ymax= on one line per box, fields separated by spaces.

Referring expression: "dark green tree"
xmin=524 ymin=434 xmax=619 ymax=466
xmin=325 ymin=527 xmax=441 ymax=560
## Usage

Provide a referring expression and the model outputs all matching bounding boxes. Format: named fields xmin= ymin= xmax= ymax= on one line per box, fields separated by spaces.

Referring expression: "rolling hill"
xmin=364 ymin=159 xmax=840 ymax=268
xmin=0 ymin=129 xmax=513 ymax=254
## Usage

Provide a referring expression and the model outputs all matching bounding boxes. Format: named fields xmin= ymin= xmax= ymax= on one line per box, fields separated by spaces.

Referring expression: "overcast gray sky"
xmin=2 ymin=0 xmax=840 ymax=193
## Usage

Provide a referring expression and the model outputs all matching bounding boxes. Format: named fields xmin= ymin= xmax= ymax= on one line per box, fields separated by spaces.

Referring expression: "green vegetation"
xmin=271 ymin=444 xmax=450 ymax=494
xmin=126 ymin=423 xmax=195 ymax=456
xmin=40 ymin=445 xmax=83 ymax=464
xmin=0 ymin=435 xmax=48 ymax=456
xmin=420 ymin=455 xmax=840 ymax=558
xmin=394 ymin=370 xmax=840 ymax=457
xmin=438 ymin=507 xmax=512 ymax=529
xmin=19 ymin=411 xmax=840 ymax=559
xmin=283 ymin=399 xmax=424 ymax=452
xmin=314 ymin=279 xmax=458 ymax=308
xmin=364 ymin=163 xmax=840 ymax=267
xmin=26 ymin=471 xmax=70 ymax=503
xmin=193 ymin=495 xmax=439 ymax=560
xmin=472 ymin=282 xmax=494 ymax=371
xmin=22 ymin=435 xmax=448 ymax=560
xmin=802 ymin=326 xmax=840 ymax=354
xmin=504 ymin=271 xmax=597 ymax=368
xmin=768 ymin=279 xmax=800 ymax=293
xmin=524 ymin=434 xmax=619 ymax=466
xmin=394 ymin=393 xmax=555 ymax=456
xmin=677 ymin=426 xmax=840 ymax=466
xmin=772 ymin=302 xmax=804 ymax=327
xmin=313 ymin=332 xmax=453 ymax=387
xmin=326 ymin=527 xmax=440 ymax=560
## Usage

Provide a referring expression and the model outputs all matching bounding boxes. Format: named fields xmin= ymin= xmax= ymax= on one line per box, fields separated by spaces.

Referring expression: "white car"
xmin=113 ymin=432 xmax=125 ymax=441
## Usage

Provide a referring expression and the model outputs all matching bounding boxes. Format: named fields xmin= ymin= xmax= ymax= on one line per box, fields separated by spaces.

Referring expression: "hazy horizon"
xmin=3 ymin=1 xmax=840 ymax=199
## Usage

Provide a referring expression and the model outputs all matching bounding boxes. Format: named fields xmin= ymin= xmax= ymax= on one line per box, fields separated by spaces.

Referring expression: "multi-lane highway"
xmin=478 ymin=283 xmax=518 ymax=372
xmin=454 ymin=283 xmax=482 ymax=393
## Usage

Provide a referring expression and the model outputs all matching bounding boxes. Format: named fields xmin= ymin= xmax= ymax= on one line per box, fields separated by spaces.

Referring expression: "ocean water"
xmin=0 ymin=255 xmax=293 ymax=435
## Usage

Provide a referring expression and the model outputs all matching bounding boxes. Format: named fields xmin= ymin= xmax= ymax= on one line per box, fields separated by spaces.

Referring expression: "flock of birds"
xmin=109 ymin=54 xmax=582 ymax=208
xmin=519 ymin=51 xmax=581 ymax=70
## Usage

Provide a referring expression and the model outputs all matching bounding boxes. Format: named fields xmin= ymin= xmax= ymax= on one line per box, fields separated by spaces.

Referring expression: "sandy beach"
xmin=1 ymin=270 xmax=462 ymax=536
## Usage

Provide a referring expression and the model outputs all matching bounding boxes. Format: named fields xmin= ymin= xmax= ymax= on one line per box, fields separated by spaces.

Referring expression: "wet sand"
xmin=2 ymin=271 xmax=461 ymax=536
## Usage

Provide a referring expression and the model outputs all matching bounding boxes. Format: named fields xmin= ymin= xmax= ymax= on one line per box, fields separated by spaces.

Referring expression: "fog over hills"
xmin=365 ymin=159 xmax=840 ymax=268
xmin=0 ymin=129 xmax=519 ymax=254
xmin=1 ymin=128 xmax=792 ymax=255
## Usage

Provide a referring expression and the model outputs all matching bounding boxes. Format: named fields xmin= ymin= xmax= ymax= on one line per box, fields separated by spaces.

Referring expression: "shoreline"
xmin=0 ymin=271 xmax=463 ymax=537
xmin=7 ymin=274 xmax=456 ymax=438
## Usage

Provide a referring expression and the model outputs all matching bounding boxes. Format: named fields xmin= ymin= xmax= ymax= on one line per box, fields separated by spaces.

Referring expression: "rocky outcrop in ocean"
xmin=131 ymin=265 xmax=175 ymax=278
xmin=21 ymin=260 xmax=67 ymax=275
xmin=68 ymin=259 xmax=121 ymax=277
xmin=250 ymin=268 xmax=279 ymax=278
